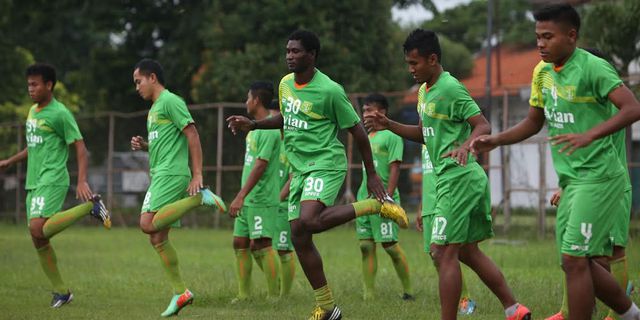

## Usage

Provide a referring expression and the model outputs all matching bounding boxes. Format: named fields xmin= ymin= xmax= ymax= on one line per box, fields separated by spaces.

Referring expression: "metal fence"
xmin=1 ymin=90 xmax=638 ymax=236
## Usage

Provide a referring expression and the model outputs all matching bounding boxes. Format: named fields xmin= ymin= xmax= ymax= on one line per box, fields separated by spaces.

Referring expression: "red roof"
xmin=402 ymin=47 xmax=541 ymax=104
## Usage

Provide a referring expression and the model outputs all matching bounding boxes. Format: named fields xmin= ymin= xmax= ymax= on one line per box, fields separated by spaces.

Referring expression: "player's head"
xmin=26 ymin=63 xmax=56 ymax=103
xmin=133 ymin=58 xmax=165 ymax=101
xmin=362 ymin=93 xmax=389 ymax=119
xmin=246 ymin=81 xmax=274 ymax=115
xmin=534 ymin=4 xmax=580 ymax=64
xmin=286 ymin=30 xmax=320 ymax=73
xmin=403 ymin=29 xmax=441 ymax=84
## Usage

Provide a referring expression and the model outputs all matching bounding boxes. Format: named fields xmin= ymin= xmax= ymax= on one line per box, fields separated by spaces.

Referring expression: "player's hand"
xmin=470 ymin=134 xmax=499 ymax=155
xmin=226 ymin=115 xmax=254 ymax=135
xmin=416 ymin=214 xmax=423 ymax=232
xmin=0 ymin=159 xmax=11 ymax=171
xmin=228 ymin=195 xmax=244 ymax=218
xmin=550 ymin=190 xmax=562 ymax=207
xmin=366 ymin=173 xmax=387 ymax=202
xmin=549 ymin=133 xmax=594 ymax=155
xmin=131 ymin=136 xmax=148 ymax=151
xmin=363 ymin=111 xmax=389 ymax=132
xmin=441 ymin=146 xmax=470 ymax=166
xmin=187 ymin=174 xmax=203 ymax=197
xmin=76 ymin=181 xmax=93 ymax=202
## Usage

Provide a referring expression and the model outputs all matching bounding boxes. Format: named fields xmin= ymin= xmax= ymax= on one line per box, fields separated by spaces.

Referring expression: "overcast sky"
xmin=392 ymin=0 xmax=472 ymax=26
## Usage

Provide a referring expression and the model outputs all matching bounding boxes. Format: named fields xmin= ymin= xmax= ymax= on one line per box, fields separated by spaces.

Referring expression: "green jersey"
xmin=147 ymin=89 xmax=194 ymax=178
xmin=278 ymin=69 xmax=361 ymax=173
xmin=241 ymin=128 xmax=281 ymax=207
xmin=277 ymin=142 xmax=291 ymax=210
xmin=25 ymin=98 xmax=82 ymax=189
xmin=529 ymin=48 xmax=625 ymax=187
xmin=357 ymin=130 xmax=403 ymax=201
xmin=417 ymin=72 xmax=481 ymax=175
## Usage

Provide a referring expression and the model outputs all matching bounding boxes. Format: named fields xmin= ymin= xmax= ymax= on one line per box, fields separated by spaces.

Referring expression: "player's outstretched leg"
xmin=359 ymin=239 xmax=377 ymax=300
xmin=41 ymin=201 xmax=93 ymax=238
xmin=458 ymin=243 xmax=530 ymax=320
xmin=150 ymin=188 xmax=225 ymax=231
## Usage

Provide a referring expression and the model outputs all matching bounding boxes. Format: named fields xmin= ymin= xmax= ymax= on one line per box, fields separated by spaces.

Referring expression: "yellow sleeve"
xmin=529 ymin=61 xmax=546 ymax=108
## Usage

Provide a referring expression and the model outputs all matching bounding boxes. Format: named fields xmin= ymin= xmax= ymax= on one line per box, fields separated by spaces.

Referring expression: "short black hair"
xmin=134 ymin=58 xmax=165 ymax=85
xmin=249 ymin=81 xmax=274 ymax=108
xmin=363 ymin=93 xmax=389 ymax=111
xmin=26 ymin=63 xmax=57 ymax=90
xmin=403 ymin=29 xmax=441 ymax=62
xmin=533 ymin=4 xmax=580 ymax=34
xmin=583 ymin=47 xmax=605 ymax=59
xmin=288 ymin=30 xmax=321 ymax=60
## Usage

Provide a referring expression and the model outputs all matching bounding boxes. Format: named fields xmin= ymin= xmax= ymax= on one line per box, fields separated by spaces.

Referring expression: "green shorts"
xmin=422 ymin=173 xmax=437 ymax=216
xmin=431 ymin=163 xmax=493 ymax=246
xmin=288 ymin=170 xmax=346 ymax=221
xmin=612 ymin=188 xmax=631 ymax=247
xmin=274 ymin=205 xmax=293 ymax=251
xmin=26 ymin=185 xmax=68 ymax=220
xmin=356 ymin=214 xmax=400 ymax=243
xmin=141 ymin=175 xmax=190 ymax=227
xmin=422 ymin=214 xmax=434 ymax=253
xmin=557 ymin=175 xmax=626 ymax=257
xmin=233 ymin=206 xmax=276 ymax=239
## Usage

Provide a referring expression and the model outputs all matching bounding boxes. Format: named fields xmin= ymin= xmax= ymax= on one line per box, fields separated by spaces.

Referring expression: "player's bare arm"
xmin=364 ymin=111 xmax=424 ymax=143
xmin=471 ymin=107 xmax=545 ymax=154
xmin=387 ymin=161 xmax=401 ymax=196
xmin=74 ymin=140 xmax=93 ymax=201
xmin=226 ymin=113 xmax=284 ymax=135
xmin=183 ymin=124 xmax=204 ymax=196
xmin=551 ymin=84 xmax=640 ymax=155
xmin=0 ymin=148 xmax=28 ymax=170
xmin=280 ymin=173 xmax=293 ymax=202
xmin=442 ymin=114 xmax=490 ymax=166
xmin=349 ymin=123 xmax=386 ymax=201
xmin=229 ymin=158 xmax=268 ymax=218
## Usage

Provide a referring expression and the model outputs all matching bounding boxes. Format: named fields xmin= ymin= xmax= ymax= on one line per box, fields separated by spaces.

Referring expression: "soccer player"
xmin=355 ymin=93 xmax=413 ymax=301
xmin=415 ymin=144 xmax=477 ymax=315
xmin=470 ymin=4 xmax=640 ymax=320
xmin=542 ymin=47 xmax=636 ymax=320
xmin=0 ymin=63 xmax=111 ymax=308
xmin=227 ymin=30 xmax=408 ymax=320
xmin=229 ymin=81 xmax=281 ymax=301
xmin=365 ymin=29 xmax=530 ymax=320
xmin=130 ymin=59 xmax=226 ymax=317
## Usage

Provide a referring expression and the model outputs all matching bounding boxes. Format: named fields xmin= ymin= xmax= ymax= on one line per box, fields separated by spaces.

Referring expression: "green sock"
xmin=352 ymin=199 xmax=382 ymax=217
xmin=154 ymin=240 xmax=186 ymax=294
xmin=252 ymin=247 xmax=280 ymax=297
xmin=151 ymin=194 xmax=202 ymax=231
xmin=607 ymin=256 xmax=628 ymax=318
xmin=42 ymin=202 xmax=93 ymax=238
xmin=359 ymin=240 xmax=377 ymax=299
xmin=314 ymin=285 xmax=335 ymax=311
xmin=279 ymin=252 xmax=296 ymax=296
xmin=384 ymin=243 xmax=412 ymax=295
xmin=36 ymin=244 xmax=67 ymax=293
xmin=560 ymin=275 xmax=568 ymax=317
xmin=460 ymin=271 xmax=470 ymax=299
xmin=235 ymin=248 xmax=252 ymax=298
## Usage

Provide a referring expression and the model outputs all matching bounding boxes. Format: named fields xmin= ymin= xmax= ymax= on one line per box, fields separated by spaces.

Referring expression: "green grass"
xmin=0 ymin=224 xmax=638 ymax=319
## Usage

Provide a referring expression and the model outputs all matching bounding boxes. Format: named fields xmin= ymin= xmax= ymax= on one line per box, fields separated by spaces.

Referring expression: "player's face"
xmin=535 ymin=20 xmax=577 ymax=64
xmin=286 ymin=40 xmax=313 ymax=73
xmin=133 ymin=69 xmax=153 ymax=101
xmin=362 ymin=103 xmax=386 ymax=119
xmin=27 ymin=75 xmax=51 ymax=103
xmin=245 ymin=90 xmax=258 ymax=114
xmin=405 ymin=49 xmax=434 ymax=84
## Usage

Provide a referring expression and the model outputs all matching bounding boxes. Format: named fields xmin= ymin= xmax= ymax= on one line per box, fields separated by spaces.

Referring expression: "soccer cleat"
xmin=506 ymin=304 xmax=531 ymax=320
xmin=160 ymin=289 xmax=194 ymax=317
xmin=50 ymin=291 xmax=73 ymax=308
xmin=200 ymin=188 xmax=227 ymax=213
xmin=90 ymin=194 xmax=111 ymax=229
xmin=458 ymin=297 xmax=477 ymax=315
xmin=401 ymin=293 xmax=415 ymax=301
xmin=379 ymin=195 xmax=408 ymax=229
xmin=308 ymin=305 xmax=342 ymax=320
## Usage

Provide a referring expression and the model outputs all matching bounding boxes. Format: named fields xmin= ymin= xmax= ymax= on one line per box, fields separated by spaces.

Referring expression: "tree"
xmin=581 ymin=0 xmax=640 ymax=76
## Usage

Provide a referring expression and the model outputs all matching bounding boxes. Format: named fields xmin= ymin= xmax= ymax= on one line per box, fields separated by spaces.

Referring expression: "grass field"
xmin=0 ymin=223 xmax=638 ymax=320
